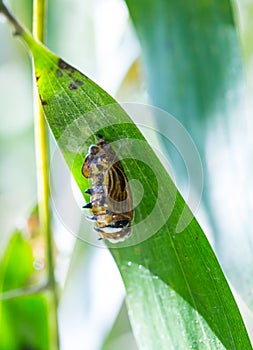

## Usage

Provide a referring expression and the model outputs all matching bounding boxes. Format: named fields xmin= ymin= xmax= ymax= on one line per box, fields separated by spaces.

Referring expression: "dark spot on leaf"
xmin=134 ymin=246 xmax=141 ymax=255
xmin=39 ymin=94 xmax=48 ymax=106
xmin=41 ymin=99 xmax=48 ymax=106
xmin=68 ymin=83 xmax=78 ymax=90
xmin=36 ymin=75 xmax=40 ymax=82
xmin=56 ymin=69 xmax=63 ymax=77
xmin=58 ymin=58 xmax=75 ymax=75
xmin=58 ymin=59 xmax=69 ymax=69
xmin=74 ymin=79 xmax=84 ymax=86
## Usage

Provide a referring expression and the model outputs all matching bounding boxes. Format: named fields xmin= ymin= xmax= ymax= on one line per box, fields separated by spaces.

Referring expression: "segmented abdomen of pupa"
xmin=81 ymin=135 xmax=133 ymax=243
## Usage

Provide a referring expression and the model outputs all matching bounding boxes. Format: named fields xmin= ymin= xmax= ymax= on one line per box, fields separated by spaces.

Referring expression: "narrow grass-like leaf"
xmin=124 ymin=0 xmax=253 ymax=312
xmin=1 ymin=6 xmax=251 ymax=349
xmin=123 ymin=0 xmax=244 ymax=241
xmin=124 ymin=0 xmax=241 ymax=122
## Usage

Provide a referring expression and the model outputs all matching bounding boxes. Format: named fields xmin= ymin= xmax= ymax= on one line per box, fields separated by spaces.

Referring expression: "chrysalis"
xmin=81 ymin=135 xmax=133 ymax=243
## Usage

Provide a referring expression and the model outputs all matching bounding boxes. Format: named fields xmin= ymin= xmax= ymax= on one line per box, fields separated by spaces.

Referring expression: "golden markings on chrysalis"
xmin=81 ymin=135 xmax=133 ymax=243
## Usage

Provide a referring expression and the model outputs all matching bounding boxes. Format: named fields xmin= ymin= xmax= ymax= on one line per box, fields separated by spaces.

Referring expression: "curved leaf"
xmin=123 ymin=0 xmax=253 ymax=312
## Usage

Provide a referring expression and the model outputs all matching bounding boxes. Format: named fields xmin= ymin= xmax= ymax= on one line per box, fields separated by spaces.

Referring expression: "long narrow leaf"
xmin=124 ymin=0 xmax=253 ymax=311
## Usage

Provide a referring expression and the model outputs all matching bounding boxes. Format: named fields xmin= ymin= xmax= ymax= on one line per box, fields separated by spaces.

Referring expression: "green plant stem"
xmin=0 ymin=4 xmax=60 ymax=347
xmin=0 ymin=2 xmax=23 ymax=35
xmin=32 ymin=1 xmax=59 ymax=349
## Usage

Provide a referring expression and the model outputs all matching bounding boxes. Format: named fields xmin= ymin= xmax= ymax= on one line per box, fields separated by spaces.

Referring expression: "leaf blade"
xmin=0 ymin=231 xmax=50 ymax=350
xmin=14 ymin=24 xmax=253 ymax=349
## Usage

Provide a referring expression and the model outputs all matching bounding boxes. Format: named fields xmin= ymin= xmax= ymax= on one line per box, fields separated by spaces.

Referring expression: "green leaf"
xmin=122 ymin=0 xmax=243 ymax=233
xmin=0 ymin=231 xmax=50 ymax=350
xmin=0 ymin=231 xmax=34 ymax=292
xmin=124 ymin=0 xmax=240 ymax=123
xmin=1 ymin=6 xmax=251 ymax=349
xmin=28 ymin=39 xmax=252 ymax=349
xmin=1 ymin=294 xmax=50 ymax=350
xmin=124 ymin=0 xmax=253 ymax=312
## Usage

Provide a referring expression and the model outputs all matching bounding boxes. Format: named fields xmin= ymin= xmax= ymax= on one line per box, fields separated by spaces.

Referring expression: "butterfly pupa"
xmin=81 ymin=135 xmax=133 ymax=243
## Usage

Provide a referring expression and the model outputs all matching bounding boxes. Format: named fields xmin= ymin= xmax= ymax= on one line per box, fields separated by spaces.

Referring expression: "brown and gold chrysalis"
xmin=81 ymin=135 xmax=133 ymax=243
